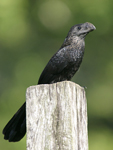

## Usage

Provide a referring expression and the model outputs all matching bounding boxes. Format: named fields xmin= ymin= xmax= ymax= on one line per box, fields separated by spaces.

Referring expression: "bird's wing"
xmin=38 ymin=46 xmax=71 ymax=84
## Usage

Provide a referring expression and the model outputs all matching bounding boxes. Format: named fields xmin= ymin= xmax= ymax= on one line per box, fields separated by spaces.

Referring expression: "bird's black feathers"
xmin=2 ymin=22 xmax=96 ymax=142
xmin=3 ymin=103 xmax=26 ymax=142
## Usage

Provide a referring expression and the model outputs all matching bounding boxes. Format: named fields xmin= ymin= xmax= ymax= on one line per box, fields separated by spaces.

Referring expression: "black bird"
xmin=2 ymin=22 xmax=96 ymax=142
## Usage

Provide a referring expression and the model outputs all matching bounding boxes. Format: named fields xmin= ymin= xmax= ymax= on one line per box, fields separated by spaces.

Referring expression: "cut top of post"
xmin=26 ymin=81 xmax=88 ymax=150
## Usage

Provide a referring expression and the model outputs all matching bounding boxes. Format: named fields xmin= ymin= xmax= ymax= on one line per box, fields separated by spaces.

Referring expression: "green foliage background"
xmin=0 ymin=0 xmax=113 ymax=149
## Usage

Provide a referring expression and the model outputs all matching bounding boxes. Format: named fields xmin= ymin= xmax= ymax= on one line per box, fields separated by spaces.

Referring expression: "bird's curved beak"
xmin=79 ymin=22 xmax=96 ymax=39
xmin=85 ymin=22 xmax=96 ymax=32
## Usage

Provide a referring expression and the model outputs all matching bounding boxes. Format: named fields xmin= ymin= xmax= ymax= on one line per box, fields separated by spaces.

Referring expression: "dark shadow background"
xmin=0 ymin=0 xmax=113 ymax=149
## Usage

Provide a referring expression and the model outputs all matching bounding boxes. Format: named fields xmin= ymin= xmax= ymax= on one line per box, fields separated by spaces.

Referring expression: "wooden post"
xmin=26 ymin=81 xmax=88 ymax=150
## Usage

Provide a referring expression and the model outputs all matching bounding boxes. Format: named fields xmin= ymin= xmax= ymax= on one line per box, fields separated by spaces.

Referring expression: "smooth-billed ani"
xmin=2 ymin=22 xmax=96 ymax=142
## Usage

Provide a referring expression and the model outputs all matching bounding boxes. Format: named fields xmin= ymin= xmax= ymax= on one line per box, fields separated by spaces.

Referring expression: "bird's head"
xmin=68 ymin=22 xmax=96 ymax=39
xmin=60 ymin=22 xmax=96 ymax=48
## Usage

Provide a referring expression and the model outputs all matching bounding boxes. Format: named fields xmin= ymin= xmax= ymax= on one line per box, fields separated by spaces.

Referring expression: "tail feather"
xmin=2 ymin=102 xmax=26 ymax=142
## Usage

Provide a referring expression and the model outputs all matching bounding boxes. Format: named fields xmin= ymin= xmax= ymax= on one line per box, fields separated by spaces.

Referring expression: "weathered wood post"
xmin=26 ymin=81 xmax=88 ymax=150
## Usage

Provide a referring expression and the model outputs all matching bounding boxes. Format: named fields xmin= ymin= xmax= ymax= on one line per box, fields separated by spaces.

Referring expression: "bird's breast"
xmin=66 ymin=43 xmax=85 ymax=64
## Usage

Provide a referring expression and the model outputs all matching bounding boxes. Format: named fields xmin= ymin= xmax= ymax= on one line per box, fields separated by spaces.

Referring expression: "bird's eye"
xmin=77 ymin=26 xmax=81 ymax=30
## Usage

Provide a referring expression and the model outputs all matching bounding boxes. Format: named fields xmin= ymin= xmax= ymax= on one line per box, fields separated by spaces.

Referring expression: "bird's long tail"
xmin=2 ymin=102 xmax=26 ymax=142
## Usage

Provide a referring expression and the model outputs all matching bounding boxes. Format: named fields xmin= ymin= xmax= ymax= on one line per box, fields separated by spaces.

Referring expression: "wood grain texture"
xmin=26 ymin=81 xmax=88 ymax=150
